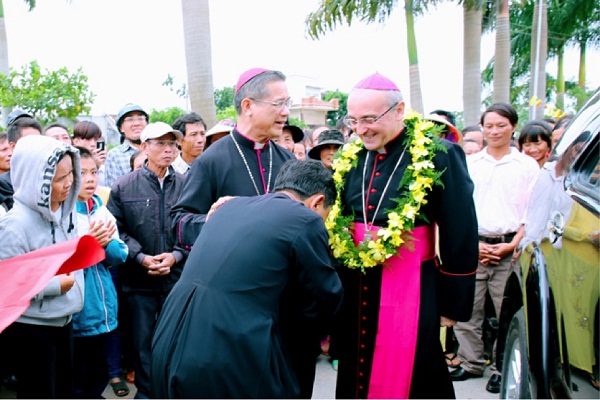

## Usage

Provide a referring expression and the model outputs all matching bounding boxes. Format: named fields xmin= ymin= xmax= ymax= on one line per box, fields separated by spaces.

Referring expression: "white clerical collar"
xmin=254 ymin=141 xmax=268 ymax=150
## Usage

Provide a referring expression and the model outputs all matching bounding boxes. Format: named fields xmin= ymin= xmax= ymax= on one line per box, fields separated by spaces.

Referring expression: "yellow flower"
xmin=325 ymin=110 xmax=442 ymax=272
xmin=402 ymin=203 xmax=418 ymax=220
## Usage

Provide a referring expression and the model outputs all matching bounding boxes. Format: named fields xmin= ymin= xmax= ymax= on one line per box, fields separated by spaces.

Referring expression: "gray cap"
xmin=115 ymin=103 xmax=148 ymax=131
xmin=7 ymin=109 xmax=33 ymax=126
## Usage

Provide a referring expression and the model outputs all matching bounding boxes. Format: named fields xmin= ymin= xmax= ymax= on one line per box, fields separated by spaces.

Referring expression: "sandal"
xmin=445 ymin=353 xmax=461 ymax=368
xmin=110 ymin=378 xmax=130 ymax=397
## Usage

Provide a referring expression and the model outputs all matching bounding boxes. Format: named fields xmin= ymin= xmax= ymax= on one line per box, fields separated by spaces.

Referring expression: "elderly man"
xmin=151 ymin=160 xmax=343 ymax=398
xmin=171 ymin=68 xmax=294 ymax=250
xmin=329 ymin=73 xmax=479 ymax=399
xmin=171 ymin=112 xmax=207 ymax=175
xmin=105 ymin=103 xmax=148 ymax=187
xmin=107 ymin=122 xmax=186 ymax=399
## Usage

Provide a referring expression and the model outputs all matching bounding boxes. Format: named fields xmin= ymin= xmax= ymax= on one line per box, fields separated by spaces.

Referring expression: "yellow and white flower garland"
xmin=325 ymin=110 xmax=445 ymax=273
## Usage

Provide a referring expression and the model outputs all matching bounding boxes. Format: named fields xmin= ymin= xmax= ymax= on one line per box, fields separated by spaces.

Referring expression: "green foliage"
xmin=149 ymin=107 xmax=186 ymax=126
xmin=306 ymin=0 xmax=422 ymax=40
xmin=162 ymin=74 xmax=187 ymax=100
xmin=214 ymin=86 xmax=235 ymax=112
xmin=323 ymin=89 xmax=348 ymax=126
xmin=215 ymin=106 xmax=237 ymax=124
xmin=0 ymin=61 xmax=95 ymax=125
xmin=288 ymin=117 xmax=308 ymax=130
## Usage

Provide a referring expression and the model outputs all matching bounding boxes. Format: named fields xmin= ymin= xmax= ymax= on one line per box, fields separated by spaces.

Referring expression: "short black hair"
xmin=172 ymin=112 xmax=207 ymax=136
xmin=518 ymin=119 xmax=552 ymax=149
xmin=73 ymin=121 xmax=103 ymax=140
xmin=480 ymin=103 xmax=518 ymax=127
xmin=430 ymin=109 xmax=456 ymax=127
xmin=273 ymin=159 xmax=337 ymax=207
xmin=7 ymin=117 xmax=43 ymax=143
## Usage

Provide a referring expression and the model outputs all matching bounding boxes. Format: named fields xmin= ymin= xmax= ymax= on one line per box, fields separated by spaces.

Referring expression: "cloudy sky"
xmin=4 ymin=0 xmax=598 ymax=116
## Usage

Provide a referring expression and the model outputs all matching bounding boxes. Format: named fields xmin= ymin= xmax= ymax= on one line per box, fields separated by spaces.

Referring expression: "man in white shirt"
xmin=171 ymin=113 xmax=207 ymax=175
xmin=451 ymin=103 xmax=539 ymax=393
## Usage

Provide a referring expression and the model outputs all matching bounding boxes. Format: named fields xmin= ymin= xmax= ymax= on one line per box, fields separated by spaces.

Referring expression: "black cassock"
xmin=150 ymin=193 xmax=343 ymax=399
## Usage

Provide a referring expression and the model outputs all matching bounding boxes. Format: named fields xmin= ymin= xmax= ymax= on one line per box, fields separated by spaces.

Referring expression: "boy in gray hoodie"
xmin=0 ymin=134 xmax=84 ymax=398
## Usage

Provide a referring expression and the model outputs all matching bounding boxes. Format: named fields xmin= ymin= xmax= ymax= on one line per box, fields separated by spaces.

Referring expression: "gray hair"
xmin=234 ymin=70 xmax=286 ymax=115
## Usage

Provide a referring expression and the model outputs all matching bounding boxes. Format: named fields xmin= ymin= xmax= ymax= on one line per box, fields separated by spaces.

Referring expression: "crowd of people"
xmin=0 ymin=66 xmax=583 ymax=399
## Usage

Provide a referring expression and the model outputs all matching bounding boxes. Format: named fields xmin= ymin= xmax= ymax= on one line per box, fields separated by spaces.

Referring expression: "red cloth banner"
xmin=0 ymin=235 xmax=105 ymax=333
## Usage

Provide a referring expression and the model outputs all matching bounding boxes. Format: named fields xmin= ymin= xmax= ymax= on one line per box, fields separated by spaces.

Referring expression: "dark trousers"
xmin=74 ymin=334 xmax=109 ymax=398
xmin=4 ymin=321 xmax=74 ymax=399
xmin=125 ymin=292 xmax=166 ymax=399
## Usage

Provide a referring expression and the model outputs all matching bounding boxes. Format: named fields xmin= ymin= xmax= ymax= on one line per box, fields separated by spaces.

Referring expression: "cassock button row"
xmin=361 ymin=344 xmax=365 ymax=348
xmin=362 ymin=301 xmax=367 ymax=306
xmin=359 ymin=386 xmax=364 ymax=390
xmin=262 ymin=168 xmax=266 ymax=172
xmin=368 ymin=205 xmax=374 ymax=210
xmin=359 ymin=372 xmax=364 ymax=377
xmin=362 ymin=330 xmax=366 ymax=335
xmin=370 ymin=188 xmax=377 ymax=193
xmin=378 ymin=155 xmax=385 ymax=160
xmin=375 ymin=172 xmax=381 ymax=177
xmin=363 ymin=286 xmax=368 ymax=291
xmin=362 ymin=316 xmax=366 ymax=320
xmin=360 ymin=358 xmax=364 ymax=363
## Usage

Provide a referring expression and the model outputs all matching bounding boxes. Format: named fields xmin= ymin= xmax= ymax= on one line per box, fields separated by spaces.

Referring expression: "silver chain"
xmin=361 ymin=143 xmax=409 ymax=240
xmin=230 ymin=133 xmax=273 ymax=196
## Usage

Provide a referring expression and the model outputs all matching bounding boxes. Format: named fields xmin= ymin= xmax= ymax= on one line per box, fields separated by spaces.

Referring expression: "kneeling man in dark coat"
xmin=150 ymin=160 xmax=344 ymax=399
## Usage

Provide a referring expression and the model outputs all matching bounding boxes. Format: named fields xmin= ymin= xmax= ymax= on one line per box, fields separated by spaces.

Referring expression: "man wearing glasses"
xmin=105 ymin=103 xmax=149 ymax=187
xmin=329 ymin=73 xmax=479 ymax=399
xmin=171 ymin=68 xmax=295 ymax=250
xmin=107 ymin=122 xmax=186 ymax=399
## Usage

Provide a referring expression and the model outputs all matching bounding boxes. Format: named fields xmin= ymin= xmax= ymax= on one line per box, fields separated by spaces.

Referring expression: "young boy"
xmin=72 ymin=147 xmax=128 ymax=398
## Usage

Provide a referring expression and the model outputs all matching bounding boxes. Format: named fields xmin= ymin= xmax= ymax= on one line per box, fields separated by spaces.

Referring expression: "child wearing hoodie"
xmin=0 ymin=135 xmax=83 ymax=398
xmin=72 ymin=147 xmax=128 ymax=398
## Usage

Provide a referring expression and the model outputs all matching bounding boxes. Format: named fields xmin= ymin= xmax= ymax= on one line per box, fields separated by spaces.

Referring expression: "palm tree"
xmin=493 ymin=0 xmax=511 ymax=103
xmin=528 ymin=0 xmax=548 ymax=119
xmin=0 ymin=0 xmax=35 ymax=125
xmin=181 ymin=0 xmax=217 ymax=129
xmin=306 ymin=0 xmax=429 ymax=114
xmin=462 ymin=0 xmax=485 ymax=126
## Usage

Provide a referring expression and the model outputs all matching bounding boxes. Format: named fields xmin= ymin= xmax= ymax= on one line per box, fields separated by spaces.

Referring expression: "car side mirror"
xmin=547 ymin=211 xmax=564 ymax=244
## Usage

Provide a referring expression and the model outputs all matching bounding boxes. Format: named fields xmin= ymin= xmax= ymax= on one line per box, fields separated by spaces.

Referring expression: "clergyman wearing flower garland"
xmin=327 ymin=72 xmax=479 ymax=399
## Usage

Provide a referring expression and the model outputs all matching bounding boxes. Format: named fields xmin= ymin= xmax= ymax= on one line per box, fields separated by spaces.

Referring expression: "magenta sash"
xmin=352 ymin=223 xmax=436 ymax=399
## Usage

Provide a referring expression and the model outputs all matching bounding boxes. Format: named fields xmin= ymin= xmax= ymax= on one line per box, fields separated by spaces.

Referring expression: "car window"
xmin=566 ymin=135 xmax=599 ymax=216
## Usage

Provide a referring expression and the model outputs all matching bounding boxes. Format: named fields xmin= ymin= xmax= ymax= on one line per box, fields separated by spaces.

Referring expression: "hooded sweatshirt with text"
xmin=0 ymin=135 xmax=84 ymax=327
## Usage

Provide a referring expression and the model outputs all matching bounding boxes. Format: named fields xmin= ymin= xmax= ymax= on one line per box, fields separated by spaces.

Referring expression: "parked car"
xmin=496 ymin=89 xmax=600 ymax=399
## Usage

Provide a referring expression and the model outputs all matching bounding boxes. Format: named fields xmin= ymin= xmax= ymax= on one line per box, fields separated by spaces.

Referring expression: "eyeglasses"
xmin=123 ymin=116 xmax=147 ymax=124
xmin=344 ymin=102 xmax=399 ymax=129
xmin=148 ymin=140 xmax=178 ymax=148
xmin=250 ymin=98 xmax=293 ymax=109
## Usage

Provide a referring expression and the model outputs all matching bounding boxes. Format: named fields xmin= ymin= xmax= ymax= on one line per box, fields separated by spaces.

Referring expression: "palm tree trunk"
xmin=577 ymin=41 xmax=587 ymax=108
xmin=463 ymin=6 xmax=482 ymax=126
xmin=493 ymin=0 xmax=511 ymax=104
xmin=556 ymin=44 xmax=565 ymax=110
xmin=181 ymin=0 xmax=217 ymax=129
xmin=404 ymin=0 xmax=423 ymax=114
xmin=529 ymin=0 xmax=548 ymax=120
xmin=0 ymin=0 xmax=10 ymax=126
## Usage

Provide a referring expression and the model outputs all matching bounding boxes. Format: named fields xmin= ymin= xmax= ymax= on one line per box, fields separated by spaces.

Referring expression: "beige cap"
xmin=141 ymin=122 xmax=183 ymax=142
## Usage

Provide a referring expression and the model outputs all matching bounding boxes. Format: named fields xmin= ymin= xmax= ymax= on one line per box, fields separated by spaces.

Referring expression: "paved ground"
xmin=96 ymin=354 xmax=498 ymax=399
xmin=0 ymin=354 xmax=499 ymax=399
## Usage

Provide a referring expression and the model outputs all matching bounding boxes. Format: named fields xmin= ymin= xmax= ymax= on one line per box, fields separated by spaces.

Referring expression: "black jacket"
xmin=107 ymin=164 xmax=186 ymax=293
